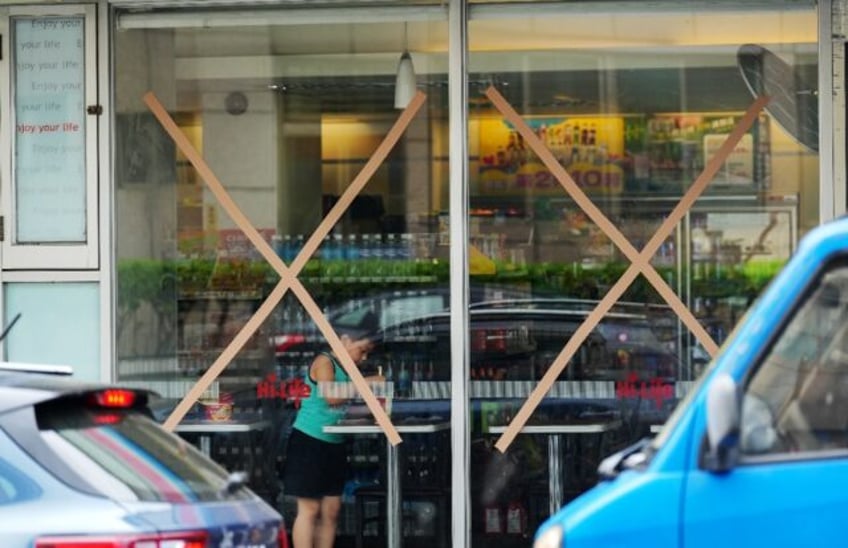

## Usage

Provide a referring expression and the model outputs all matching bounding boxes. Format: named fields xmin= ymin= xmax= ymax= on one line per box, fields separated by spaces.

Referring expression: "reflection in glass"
xmin=114 ymin=12 xmax=449 ymax=546
xmin=469 ymin=3 xmax=816 ymax=544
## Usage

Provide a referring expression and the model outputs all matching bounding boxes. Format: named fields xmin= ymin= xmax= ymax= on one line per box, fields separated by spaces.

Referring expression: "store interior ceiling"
xmin=175 ymin=58 xmax=818 ymax=119
xmin=152 ymin=6 xmax=817 ymax=116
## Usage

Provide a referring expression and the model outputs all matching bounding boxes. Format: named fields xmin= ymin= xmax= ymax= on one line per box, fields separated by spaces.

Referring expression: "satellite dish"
xmin=737 ymin=44 xmax=818 ymax=152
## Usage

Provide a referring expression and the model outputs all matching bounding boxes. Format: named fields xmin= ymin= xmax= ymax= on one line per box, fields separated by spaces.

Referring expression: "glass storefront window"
xmin=468 ymin=2 xmax=817 ymax=544
xmin=114 ymin=9 xmax=449 ymax=547
xmin=4 ymin=282 xmax=100 ymax=380
xmin=113 ymin=2 xmax=820 ymax=547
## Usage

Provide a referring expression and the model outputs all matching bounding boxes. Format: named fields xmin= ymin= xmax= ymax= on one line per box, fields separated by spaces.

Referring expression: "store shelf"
xmin=302 ymin=275 xmax=438 ymax=285
xmin=178 ymin=289 xmax=264 ymax=300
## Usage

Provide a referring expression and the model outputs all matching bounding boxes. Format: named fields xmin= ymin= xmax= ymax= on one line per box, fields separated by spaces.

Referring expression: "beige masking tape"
xmin=145 ymin=91 xmax=426 ymax=445
xmin=488 ymin=88 xmax=770 ymax=451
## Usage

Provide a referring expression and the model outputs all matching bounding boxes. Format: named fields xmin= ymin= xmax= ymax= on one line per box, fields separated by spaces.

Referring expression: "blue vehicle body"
xmin=535 ymin=217 xmax=848 ymax=547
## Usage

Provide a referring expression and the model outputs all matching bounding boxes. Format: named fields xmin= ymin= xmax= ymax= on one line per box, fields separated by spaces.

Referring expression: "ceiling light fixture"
xmin=394 ymin=22 xmax=416 ymax=109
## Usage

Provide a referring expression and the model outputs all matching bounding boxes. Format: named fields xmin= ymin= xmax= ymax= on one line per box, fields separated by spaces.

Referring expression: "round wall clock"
xmin=225 ymin=91 xmax=249 ymax=115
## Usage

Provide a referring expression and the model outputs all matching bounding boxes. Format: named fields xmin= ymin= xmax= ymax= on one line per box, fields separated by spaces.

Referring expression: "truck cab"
xmin=534 ymin=216 xmax=848 ymax=548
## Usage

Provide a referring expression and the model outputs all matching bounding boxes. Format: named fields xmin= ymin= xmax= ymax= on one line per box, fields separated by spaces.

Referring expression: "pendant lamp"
xmin=394 ymin=24 xmax=416 ymax=109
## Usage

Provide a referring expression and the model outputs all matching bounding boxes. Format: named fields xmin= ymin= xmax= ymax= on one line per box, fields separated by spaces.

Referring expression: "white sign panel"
xmin=14 ymin=16 xmax=86 ymax=243
xmin=703 ymin=133 xmax=754 ymax=186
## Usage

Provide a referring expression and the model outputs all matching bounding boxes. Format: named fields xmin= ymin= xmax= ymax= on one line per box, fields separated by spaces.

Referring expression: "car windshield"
xmin=36 ymin=404 xmax=240 ymax=503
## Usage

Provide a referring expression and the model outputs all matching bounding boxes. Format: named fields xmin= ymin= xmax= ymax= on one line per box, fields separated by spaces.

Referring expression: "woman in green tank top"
xmin=283 ymin=311 xmax=383 ymax=548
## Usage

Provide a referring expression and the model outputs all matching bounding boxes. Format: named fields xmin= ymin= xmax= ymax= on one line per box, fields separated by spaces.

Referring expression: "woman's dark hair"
xmin=334 ymin=309 xmax=380 ymax=342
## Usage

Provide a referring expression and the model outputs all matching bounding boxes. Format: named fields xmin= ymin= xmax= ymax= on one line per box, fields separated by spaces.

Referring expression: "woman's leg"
xmin=315 ymin=495 xmax=342 ymax=548
xmin=292 ymin=497 xmax=321 ymax=548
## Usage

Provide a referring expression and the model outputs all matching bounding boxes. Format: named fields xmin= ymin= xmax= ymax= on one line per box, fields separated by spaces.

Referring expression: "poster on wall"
xmin=690 ymin=205 xmax=796 ymax=272
xmin=704 ymin=209 xmax=795 ymax=262
xmin=13 ymin=16 xmax=86 ymax=243
xmin=638 ymin=114 xmax=769 ymax=192
xmin=703 ymin=133 xmax=755 ymax=186
xmin=475 ymin=116 xmax=626 ymax=197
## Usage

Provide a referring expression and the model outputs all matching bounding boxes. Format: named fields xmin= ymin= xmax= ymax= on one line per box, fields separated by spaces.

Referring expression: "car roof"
xmin=382 ymin=306 xmax=653 ymax=333
xmin=468 ymin=297 xmax=668 ymax=316
xmin=0 ymin=368 xmax=138 ymax=415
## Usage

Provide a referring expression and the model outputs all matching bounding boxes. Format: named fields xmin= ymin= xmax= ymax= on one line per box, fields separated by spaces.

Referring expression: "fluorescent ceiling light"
xmin=469 ymin=0 xmax=814 ymax=19
xmin=117 ymin=5 xmax=447 ymax=29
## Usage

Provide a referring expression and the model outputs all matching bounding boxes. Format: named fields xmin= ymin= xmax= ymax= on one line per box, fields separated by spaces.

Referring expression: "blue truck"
xmin=534 ymin=215 xmax=848 ymax=548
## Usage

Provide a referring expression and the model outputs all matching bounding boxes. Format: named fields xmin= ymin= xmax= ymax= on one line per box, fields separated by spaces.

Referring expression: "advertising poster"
xmin=475 ymin=116 xmax=626 ymax=196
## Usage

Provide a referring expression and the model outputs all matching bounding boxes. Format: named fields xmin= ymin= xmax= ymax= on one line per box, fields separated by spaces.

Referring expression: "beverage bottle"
xmin=360 ymin=234 xmax=372 ymax=279
xmin=346 ymin=233 xmax=360 ymax=261
xmin=397 ymin=358 xmax=410 ymax=398
xmin=372 ymin=234 xmax=386 ymax=278
xmin=272 ymin=235 xmax=284 ymax=259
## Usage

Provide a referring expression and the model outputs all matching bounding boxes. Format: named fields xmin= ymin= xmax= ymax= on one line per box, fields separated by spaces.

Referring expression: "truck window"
xmin=740 ymin=265 xmax=848 ymax=456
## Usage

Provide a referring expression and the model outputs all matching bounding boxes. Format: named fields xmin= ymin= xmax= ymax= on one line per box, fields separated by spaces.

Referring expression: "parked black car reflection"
xmin=369 ymin=298 xmax=680 ymax=384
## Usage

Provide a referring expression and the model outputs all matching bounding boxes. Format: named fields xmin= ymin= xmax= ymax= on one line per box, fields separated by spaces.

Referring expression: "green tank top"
xmin=292 ymin=352 xmax=350 ymax=443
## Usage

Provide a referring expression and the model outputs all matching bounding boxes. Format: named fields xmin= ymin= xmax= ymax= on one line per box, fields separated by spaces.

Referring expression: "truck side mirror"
xmin=702 ymin=373 xmax=740 ymax=472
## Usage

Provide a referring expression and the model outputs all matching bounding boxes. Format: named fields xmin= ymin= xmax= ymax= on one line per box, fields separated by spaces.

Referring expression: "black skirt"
xmin=283 ymin=428 xmax=348 ymax=499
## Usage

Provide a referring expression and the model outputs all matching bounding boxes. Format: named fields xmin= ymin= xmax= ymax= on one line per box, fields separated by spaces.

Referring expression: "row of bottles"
xmin=270 ymin=231 xmax=442 ymax=281
xmin=272 ymin=348 xmax=442 ymax=390
xmin=272 ymin=232 xmax=434 ymax=263
xmin=273 ymin=352 xmax=441 ymax=392
xmin=380 ymin=354 xmax=438 ymax=396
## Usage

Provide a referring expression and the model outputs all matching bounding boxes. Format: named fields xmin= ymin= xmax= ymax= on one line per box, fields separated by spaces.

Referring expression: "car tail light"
xmin=35 ymin=531 xmax=207 ymax=548
xmin=89 ymin=388 xmax=137 ymax=409
xmin=92 ymin=412 xmax=124 ymax=425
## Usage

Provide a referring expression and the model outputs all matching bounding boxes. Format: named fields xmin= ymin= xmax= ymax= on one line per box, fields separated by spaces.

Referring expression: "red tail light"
xmin=36 ymin=531 xmax=207 ymax=548
xmin=92 ymin=413 xmax=124 ymax=425
xmin=35 ymin=541 xmax=117 ymax=548
xmin=90 ymin=389 xmax=137 ymax=408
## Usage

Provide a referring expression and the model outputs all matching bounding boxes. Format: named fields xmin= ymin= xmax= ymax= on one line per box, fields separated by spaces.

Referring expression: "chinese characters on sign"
xmin=256 ymin=373 xmax=311 ymax=408
xmin=615 ymin=372 xmax=674 ymax=410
